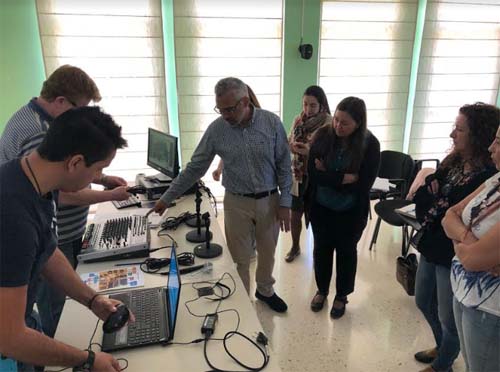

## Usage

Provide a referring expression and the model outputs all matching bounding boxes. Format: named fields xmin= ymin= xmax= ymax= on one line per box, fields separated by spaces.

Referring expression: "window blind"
xmin=319 ymin=0 xmax=418 ymax=152
xmin=36 ymin=0 xmax=167 ymax=181
xmin=410 ymin=0 xmax=500 ymax=161
xmin=173 ymin=0 xmax=283 ymax=199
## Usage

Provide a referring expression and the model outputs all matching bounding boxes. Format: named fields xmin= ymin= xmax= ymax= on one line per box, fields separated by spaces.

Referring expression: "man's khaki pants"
xmin=223 ymin=191 xmax=280 ymax=297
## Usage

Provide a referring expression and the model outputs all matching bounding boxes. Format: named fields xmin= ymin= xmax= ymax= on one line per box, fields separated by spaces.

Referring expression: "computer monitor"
xmin=147 ymin=128 xmax=179 ymax=182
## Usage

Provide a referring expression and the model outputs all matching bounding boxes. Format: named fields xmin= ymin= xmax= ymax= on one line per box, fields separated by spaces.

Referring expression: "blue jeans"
xmin=36 ymin=239 xmax=81 ymax=338
xmin=415 ymin=256 xmax=460 ymax=371
xmin=453 ymin=298 xmax=500 ymax=372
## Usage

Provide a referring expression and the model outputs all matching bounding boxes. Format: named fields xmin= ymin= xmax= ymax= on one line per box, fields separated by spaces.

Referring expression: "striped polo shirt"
xmin=0 ymin=98 xmax=89 ymax=245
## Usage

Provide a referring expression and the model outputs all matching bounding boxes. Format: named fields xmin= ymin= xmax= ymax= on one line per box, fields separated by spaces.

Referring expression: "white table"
xmin=55 ymin=194 xmax=281 ymax=372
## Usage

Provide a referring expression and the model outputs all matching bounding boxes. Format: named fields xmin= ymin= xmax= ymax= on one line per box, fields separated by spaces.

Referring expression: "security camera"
xmin=298 ymin=44 xmax=313 ymax=60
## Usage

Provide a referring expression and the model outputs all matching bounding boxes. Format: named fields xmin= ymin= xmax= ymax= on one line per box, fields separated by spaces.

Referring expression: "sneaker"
xmin=285 ymin=247 xmax=300 ymax=263
xmin=310 ymin=292 xmax=327 ymax=312
xmin=255 ymin=291 xmax=288 ymax=313
xmin=414 ymin=348 xmax=438 ymax=364
xmin=330 ymin=295 xmax=348 ymax=319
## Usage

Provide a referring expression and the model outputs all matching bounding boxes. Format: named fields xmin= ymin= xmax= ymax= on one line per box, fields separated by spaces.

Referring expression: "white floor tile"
xmin=216 ymin=208 xmax=466 ymax=372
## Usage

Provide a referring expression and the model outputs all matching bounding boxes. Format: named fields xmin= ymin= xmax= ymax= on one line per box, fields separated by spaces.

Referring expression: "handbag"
xmin=396 ymin=253 xmax=418 ymax=296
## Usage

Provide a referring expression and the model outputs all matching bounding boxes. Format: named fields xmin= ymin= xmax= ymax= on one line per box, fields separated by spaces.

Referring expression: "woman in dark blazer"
xmin=293 ymin=96 xmax=380 ymax=318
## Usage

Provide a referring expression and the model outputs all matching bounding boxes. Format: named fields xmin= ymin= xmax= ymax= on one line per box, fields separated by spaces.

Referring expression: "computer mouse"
xmin=102 ymin=304 xmax=130 ymax=333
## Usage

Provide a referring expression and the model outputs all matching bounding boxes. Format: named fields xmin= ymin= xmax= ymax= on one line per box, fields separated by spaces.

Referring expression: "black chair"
xmin=369 ymin=150 xmax=415 ymax=220
xmin=369 ymin=152 xmax=440 ymax=254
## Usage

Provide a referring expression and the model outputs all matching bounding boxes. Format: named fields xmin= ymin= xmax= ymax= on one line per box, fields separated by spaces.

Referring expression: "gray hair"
xmin=214 ymin=77 xmax=248 ymax=99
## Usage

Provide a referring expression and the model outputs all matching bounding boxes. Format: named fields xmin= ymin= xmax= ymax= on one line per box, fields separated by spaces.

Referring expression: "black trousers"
xmin=310 ymin=202 xmax=367 ymax=297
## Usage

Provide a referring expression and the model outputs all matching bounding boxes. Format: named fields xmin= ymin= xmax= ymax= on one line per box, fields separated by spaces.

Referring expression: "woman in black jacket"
xmin=293 ymin=96 xmax=380 ymax=318
xmin=412 ymin=103 xmax=498 ymax=372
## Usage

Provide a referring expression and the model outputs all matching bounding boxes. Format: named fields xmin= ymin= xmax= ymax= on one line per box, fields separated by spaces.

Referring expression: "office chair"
xmin=369 ymin=152 xmax=440 ymax=254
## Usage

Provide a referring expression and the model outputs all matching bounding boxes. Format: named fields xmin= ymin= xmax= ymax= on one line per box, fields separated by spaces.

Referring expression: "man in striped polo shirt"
xmin=0 ymin=65 xmax=130 ymax=338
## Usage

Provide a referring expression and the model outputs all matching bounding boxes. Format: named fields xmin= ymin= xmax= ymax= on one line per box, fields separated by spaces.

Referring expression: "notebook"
xmin=102 ymin=246 xmax=181 ymax=351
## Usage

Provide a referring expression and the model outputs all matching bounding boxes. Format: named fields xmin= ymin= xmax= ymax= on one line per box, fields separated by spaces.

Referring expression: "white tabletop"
xmin=55 ymin=193 xmax=281 ymax=372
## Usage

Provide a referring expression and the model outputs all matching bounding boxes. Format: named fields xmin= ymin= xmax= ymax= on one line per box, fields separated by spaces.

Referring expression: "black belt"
xmin=234 ymin=188 xmax=278 ymax=199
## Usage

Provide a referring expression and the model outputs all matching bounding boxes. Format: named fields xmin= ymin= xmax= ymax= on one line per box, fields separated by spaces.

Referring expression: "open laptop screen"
xmin=167 ymin=246 xmax=181 ymax=336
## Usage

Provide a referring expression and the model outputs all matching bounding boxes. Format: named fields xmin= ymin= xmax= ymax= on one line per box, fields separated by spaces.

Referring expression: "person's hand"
xmin=92 ymin=351 xmax=122 ymax=372
xmin=461 ymin=230 xmax=478 ymax=245
xmin=90 ymin=295 xmax=135 ymax=324
xmin=212 ymin=168 xmax=222 ymax=182
xmin=277 ymin=207 xmax=291 ymax=232
xmin=314 ymin=158 xmax=326 ymax=171
xmin=291 ymin=142 xmax=310 ymax=156
xmin=101 ymin=175 xmax=127 ymax=188
xmin=150 ymin=200 xmax=168 ymax=216
xmin=107 ymin=186 xmax=130 ymax=201
xmin=342 ymin=173 xmax=358 ymax=184
xmin=427 ymin=179 xmax=439 ymax=195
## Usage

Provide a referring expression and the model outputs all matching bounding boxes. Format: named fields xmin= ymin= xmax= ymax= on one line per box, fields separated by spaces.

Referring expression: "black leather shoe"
xmin=285 ymin=248 xmax=300 ymax=263
xmin=330 ymin=296 xmax=348 ymax=319
xmin=255 ymin=291 xmax=288 ymax=313
xmin=414 ymin=348 xmax=438 ymax=364
xmin=310 ymin=292 xmax=327 ymax=312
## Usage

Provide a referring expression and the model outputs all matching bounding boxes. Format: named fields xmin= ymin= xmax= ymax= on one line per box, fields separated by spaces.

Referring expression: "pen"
xmin=115 ymin=262 xmax=144 ymax=266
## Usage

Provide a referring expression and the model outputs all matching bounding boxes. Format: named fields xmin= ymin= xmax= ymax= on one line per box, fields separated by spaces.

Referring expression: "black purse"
xmin=396 ymin=253 xmax=418 ymax=296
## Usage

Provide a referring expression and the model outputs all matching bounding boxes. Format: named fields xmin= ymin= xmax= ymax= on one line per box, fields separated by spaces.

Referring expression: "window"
xmin=319 ymin=0 xmax=418 ymax=152
xmin=36 ymin=0 xmax=167 ymax=181
xmin=410 ymin=0 xmax=500 ymax=160
xmin=173 ymin=0 xmax=283 ymax=198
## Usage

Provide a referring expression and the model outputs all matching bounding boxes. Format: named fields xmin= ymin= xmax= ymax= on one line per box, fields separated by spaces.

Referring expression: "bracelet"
xmin=87 ymin=293 xmax=100 ymax=309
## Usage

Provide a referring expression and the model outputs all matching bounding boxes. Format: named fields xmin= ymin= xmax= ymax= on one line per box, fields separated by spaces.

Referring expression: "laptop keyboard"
xmin=126 ymin=288 xmax=162 ymax=345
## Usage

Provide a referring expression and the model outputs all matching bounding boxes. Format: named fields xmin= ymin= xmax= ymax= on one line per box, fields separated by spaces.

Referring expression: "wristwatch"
xmin=74 ymin=349 xmax=95 ymax=372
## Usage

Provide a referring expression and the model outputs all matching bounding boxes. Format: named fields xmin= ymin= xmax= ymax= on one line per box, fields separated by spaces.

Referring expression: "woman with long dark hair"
xmin=293 ymin=96 xmax=380 ymax=318
xmin=412 ymin=103 xmax=498 ymax=372
xmin=285 ymin=85 xmax=332 ymax=262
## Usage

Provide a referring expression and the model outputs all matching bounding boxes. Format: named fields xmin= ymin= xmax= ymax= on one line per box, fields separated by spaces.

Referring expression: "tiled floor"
xmin=217 ymin=208 xmax=466 ymax=372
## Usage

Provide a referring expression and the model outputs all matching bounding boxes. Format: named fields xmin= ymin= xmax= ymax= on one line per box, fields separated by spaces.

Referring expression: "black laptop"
xmin=102 ymin=246 xmax=181 ymax=351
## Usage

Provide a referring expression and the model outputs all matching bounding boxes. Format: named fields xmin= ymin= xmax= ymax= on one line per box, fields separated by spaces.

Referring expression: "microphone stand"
xmin=194 ymin=213 xmax=222 ymax=258
xmin=186 ymin=185 xmax=207 ymax=228
xmin=186 ymin=209 xmax=213 ymax=243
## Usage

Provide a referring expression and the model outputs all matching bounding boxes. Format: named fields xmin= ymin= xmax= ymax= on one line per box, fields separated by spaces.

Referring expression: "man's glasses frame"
xmin=65 ymin=97 xmax=78 ymax=107
xmin=214 ymin=98 xmax=242 ymax=115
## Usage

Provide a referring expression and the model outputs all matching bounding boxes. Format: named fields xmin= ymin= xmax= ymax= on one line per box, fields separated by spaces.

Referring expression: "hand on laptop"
xmin=90 ymin=295 xmax=135 ymax=324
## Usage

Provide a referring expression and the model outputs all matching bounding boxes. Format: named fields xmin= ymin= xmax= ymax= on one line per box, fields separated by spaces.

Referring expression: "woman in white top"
xmin=442 ymin=125 xmax=500 ymax=372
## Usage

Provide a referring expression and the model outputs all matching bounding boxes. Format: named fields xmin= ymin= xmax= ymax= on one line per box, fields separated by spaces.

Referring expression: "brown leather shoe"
xmin=285 ymin=247 xmax=300 ymax=263
xmin=310 ymin=293 xmax=327 ymax=312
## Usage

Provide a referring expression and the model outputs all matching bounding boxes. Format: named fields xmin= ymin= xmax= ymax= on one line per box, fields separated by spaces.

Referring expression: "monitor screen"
xmin=147 ymin=128 xmax=179 ymax=180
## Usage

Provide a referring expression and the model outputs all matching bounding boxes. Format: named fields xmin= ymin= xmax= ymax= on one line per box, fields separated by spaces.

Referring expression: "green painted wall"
xmin=161 ymin=0 xmax=182 ymax=163
xmin=281 ymin=0 xmax=321 ymax=132
xmin=0 ymin=0 xmax=45 ymax=133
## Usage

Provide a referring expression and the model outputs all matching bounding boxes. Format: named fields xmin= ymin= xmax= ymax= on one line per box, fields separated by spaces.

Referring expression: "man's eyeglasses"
xmin=65 ymin=97 xmax=78 ymax=107
xmin=214 ymin=99 xmax=242 ymax=115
